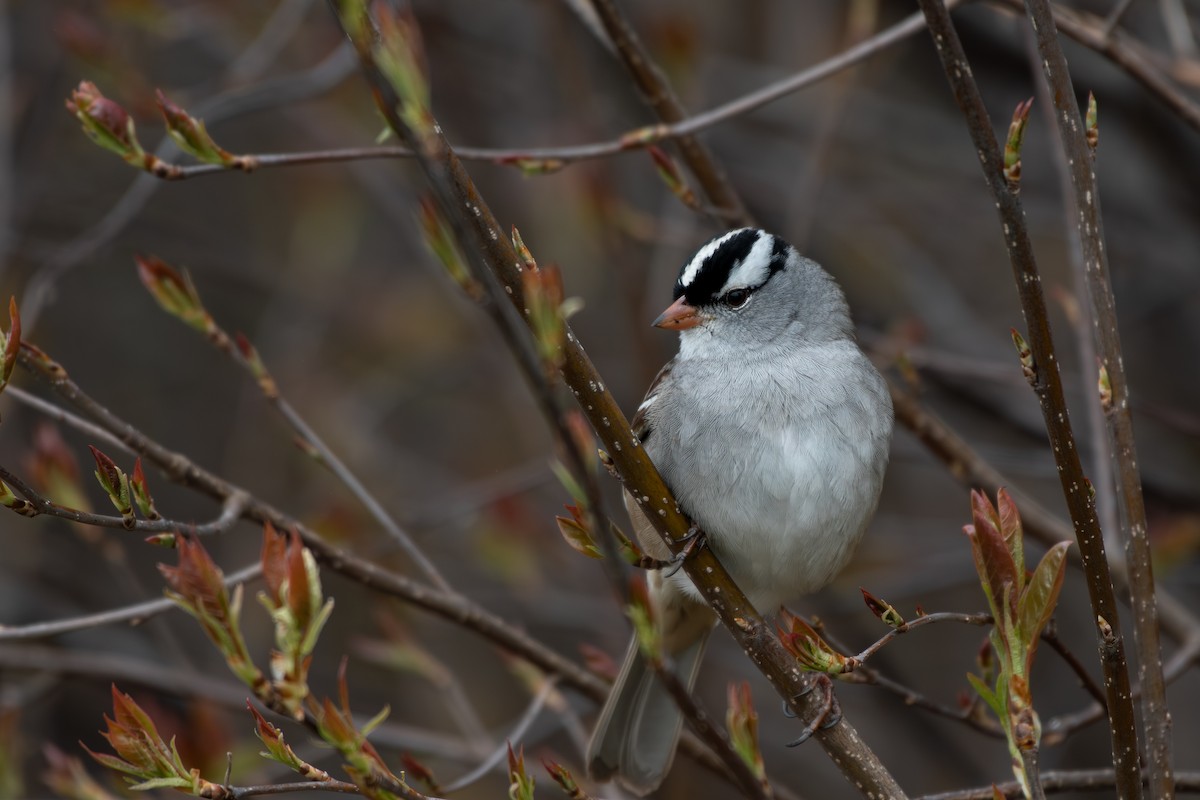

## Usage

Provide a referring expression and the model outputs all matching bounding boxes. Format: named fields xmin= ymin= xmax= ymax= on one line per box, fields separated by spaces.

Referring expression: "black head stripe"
xmin=769 ymin=234 xmax=790 ymax=274
xmin=673 ymin=229 xmax=761 ymax=305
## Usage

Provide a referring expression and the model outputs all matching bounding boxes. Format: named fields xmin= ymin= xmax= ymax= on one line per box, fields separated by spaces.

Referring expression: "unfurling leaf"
xmin=235 ymin=334 xmax=279 ymax=399
xmin=419 ymin=197 xmax=480 ymax=299
xmin=372 ymin=2 xmax=433 ymax=144
xmin=1003 ymin=98 xmax=1033 ymax=192
xmin=965 ymin=489 xmax=1017 ymax=621
xmin=543 ymin=759 xmax=587 ymax=799
xmin=0 ymin=297 xmax=20 ymax=397
xmin=82 ymin=685 xmax=223 ymax=795
xmin=156 ymin=90 xmax=252 ymax=169
xmin=66 ymin=82 xmax=145 ymax=164
xmin=129 ymin=458 xmax=160 ymax=521
xmin=776 ymin=606 xmax=853 ymax=674
xmin=88 ymin=446 xmax=133 ymax=527
xmin=860 ymin=587 xmax=906 ymax=629
xmin=135 ymin=255 xmax=219 ymax=340
xmin=507 ymin=743 xmax=535 ymax=800
xmin=648 ymin=146 xmax=699 ymax=210
xmin=555 ymin=505 xmax=601 ymax=559
xmin=160 ymin=536 xmax=264 ymax=691
xmin=726 ymin=682 xmax=766 ymax=781
xmin=1017 ymin=541 xmax=1071 ymax=664
xmin=44 ymin=743 xmax=119 ymax=800
xmin=627 ymin=575 xmax=661 ymax=662
xmin=1011 ymin=329 xmax=1035 ymax=384
xmin=1085 ymin=92 xmax=1098 ymax=151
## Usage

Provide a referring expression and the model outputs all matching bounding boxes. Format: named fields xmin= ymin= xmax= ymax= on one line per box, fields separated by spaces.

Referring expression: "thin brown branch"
xmin=910 ymin=6 xmax=1141 ymax=795
xmin=0 ymin=560 xmax=261 ymax=641
xmin=228 ymin=780 xmax=363 ymax=798
xmin=0 ymin=464 xmax=248 ymax=536
xmin=988 ymin=0 xmax=1200 ymax=133
xmin=916 ymin=769 xmax=1200 ymax=799
xmin=1021 ymin=0 xmax=1172 ymax=792
xmin=583 ymin=0 xmax=750 ymax=227
xmin=888 ymin=382 xmax=1200 ymax=654
xmin=1040 ymin=624 xmax=1108 ymax=709
xmin=137 ymin=5 xmax=948 ymax=186
xmin=1023 ymin=746 xmax=1048 ymax=800
xmin=15 ymin=348 xmax=610 ymax=706
xmin=327 ymin=4 xmax=907 ymax=797
xmin=649 ymin=656 xmax=773 ymax=800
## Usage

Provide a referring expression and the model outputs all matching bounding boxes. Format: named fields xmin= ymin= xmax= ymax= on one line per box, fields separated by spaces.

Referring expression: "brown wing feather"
xmin=631 ymin=357 xmax=675 ymax=444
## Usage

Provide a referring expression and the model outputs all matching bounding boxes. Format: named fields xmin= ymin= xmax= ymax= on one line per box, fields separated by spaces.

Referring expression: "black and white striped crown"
xmin=673 ymin=228 xmax=791 ymax=306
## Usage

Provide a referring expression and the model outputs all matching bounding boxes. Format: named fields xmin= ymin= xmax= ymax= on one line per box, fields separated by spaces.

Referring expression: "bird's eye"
xmin=724 ymin=288 xmax=751 ymax=309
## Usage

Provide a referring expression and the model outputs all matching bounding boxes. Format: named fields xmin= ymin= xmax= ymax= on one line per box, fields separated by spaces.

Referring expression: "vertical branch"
xmin=1021 ymin=1 xmax=1172 ymax=794
xmin=584 ymin=0 xmax=753 ymax=228
xmin=328 ymin=4 xmax=908 ymax=797
xmin=911 ymin=2 xmax=1142 ymax=798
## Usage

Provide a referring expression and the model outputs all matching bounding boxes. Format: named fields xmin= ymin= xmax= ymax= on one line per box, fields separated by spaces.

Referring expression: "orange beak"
xmin=652 ymin=296 xmax=701 ymax=330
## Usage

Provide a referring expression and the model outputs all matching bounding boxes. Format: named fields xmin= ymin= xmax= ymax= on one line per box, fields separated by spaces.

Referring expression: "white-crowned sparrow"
xmin=586 ymin=228 xmax=893 ymax=795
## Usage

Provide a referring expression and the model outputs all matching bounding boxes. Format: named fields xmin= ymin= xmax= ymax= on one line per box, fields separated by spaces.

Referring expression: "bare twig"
xmin=1021 ymin=1 xmax=1171 ymax=792
xmin=228 ymin=779 xmax=362 ymax=798
xmin=912 ymin=3 xmax=1141 ymax=796
xmin=440 ymin=678 xmax=559 ymax=794
xmin=0 ymin=562 xmax=261 ymax=641
xmin=583 ymin=0 xmax=750 ymax=227
xmin=915 ymin=769 xmax=1200 ymax=799
xmin=118 ymin=5 xmax=950 ymax=186
xmin=988 ymin=0 xmax=1200 ymax=133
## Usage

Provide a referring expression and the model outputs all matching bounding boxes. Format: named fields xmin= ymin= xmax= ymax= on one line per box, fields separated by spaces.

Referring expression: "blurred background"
xmin=1 ymin=0 xmax=1199 ymax=797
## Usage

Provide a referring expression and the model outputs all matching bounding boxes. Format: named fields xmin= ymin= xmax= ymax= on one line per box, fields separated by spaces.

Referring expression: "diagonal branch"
xmin=911 ymin=2 xmax=1141 ymax=797
xmin=583 ymin=0 xmax=751 ymax=227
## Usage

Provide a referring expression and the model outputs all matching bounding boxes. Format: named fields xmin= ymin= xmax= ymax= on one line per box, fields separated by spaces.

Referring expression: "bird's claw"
xmin=784 ymin=674 xmax=842 ymax=746
xmin=662 ymin=524 xmax=707 ymax=578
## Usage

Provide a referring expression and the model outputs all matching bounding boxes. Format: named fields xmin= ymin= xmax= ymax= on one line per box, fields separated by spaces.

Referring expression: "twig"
xmin=888 ymin=382 xmax=1200 ymax=654
xmin=915 ymin=769 xmax=1200 ymax=799
xmin=1040 ymin=625 xmax=1108 ymax=709
xmin=0 ymin=464 xmax=248 ymax=535
xmin=22 ymin=43 xmax=358 ymax=328
xmin=583 ymin=0 xmax=750 ymax=227
xmin=227 ymin=779 xmax=362 ymax=798
xmin=15 ymin=349 xmax=610 ymax=705
xmin=119 ymin=5 xmax=950 ymax=185
xmin=440 ymin=678 xmax=559 ymax=794
xmin=327 ymin=4 xmax=907 ymax=797
xmin=1022 ymin=746 xmax=1048 ymax=800
xmin=0 ymin=562 xmax=261 ymax=641
xmin=988 ymin=0 xmax=1200 ymax=134
xmin=911 ymin=6 xmax=1141 ymax=796
xmin=649 ymin=656 xmax=772 ymax=800
xmin=1020 ymin=0 xmax=1171 ymax=792
xmin=1101 ymin=0 xmax=1137 ymax=38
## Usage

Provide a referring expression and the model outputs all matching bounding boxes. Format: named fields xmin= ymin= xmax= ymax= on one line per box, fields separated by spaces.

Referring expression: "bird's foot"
xmin=662 ymin=524 xmax=707 ymax=577
xmin=783 ymin=674 xmax=842 ymax=746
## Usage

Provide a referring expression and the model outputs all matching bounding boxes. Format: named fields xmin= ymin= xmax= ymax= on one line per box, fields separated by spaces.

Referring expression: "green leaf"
xmin=1018 ymin=541 xmax=1071 ymax=665
xmin=965 ymin=672 xmax=1004 ymax=720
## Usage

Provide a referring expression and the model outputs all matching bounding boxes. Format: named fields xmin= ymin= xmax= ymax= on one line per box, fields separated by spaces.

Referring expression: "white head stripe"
xmin=678 ymin=228 xmax=756 ymax=288
xmin=721 ymin=232 xmax=777 ymax=291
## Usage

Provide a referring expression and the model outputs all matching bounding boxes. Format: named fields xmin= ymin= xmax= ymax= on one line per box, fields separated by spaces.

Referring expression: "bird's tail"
xmin=586 ymin=627 xmax=712 ymax=796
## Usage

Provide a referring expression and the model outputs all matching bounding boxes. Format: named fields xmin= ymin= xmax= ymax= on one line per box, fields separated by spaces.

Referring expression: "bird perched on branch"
xmin=587 ymin=227 xmax=893 ymax=795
